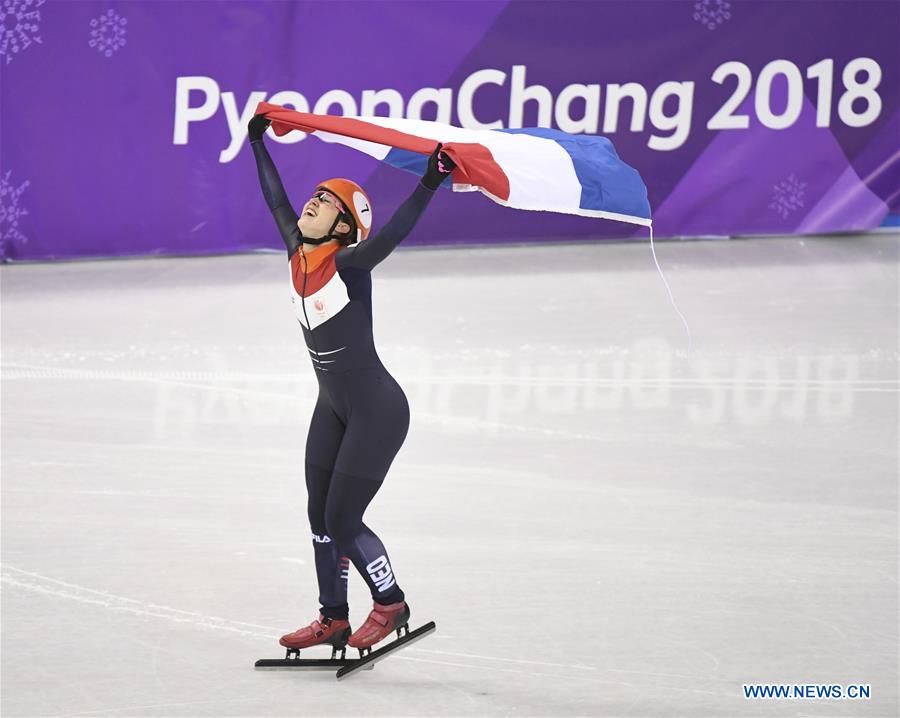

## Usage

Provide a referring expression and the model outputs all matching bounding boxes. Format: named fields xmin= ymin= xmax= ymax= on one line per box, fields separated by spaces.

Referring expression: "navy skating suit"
xmin=251 ymin=136 xmax=436 ymax=619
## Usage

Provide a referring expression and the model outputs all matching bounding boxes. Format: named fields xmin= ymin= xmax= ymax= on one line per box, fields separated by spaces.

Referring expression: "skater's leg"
xmin=325 ymin=473 xmax=405 ymax=605
xmin=305 ymin=395 xmax=351 ymax=620
xmin=324 ymin=378 xmax=410 ymax=605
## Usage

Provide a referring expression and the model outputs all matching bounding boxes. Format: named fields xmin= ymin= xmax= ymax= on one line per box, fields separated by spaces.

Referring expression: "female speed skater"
xmin=248 ymin=113 xmax=455 ymax=654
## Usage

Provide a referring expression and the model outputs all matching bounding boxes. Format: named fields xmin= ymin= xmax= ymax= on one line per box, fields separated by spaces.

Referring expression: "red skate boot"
xmin=279 ymin=613 xmax=352 ymax=656
xmin=347 ymin=600 xmax=411 ymax=651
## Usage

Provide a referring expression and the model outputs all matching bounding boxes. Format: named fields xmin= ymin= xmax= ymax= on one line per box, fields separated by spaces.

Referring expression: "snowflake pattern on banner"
xmin=0 ymin=0 xmax=46 ymax=65
xmin=769 ymin=173 xmax=808 ymax=220
xmin=693 ymin=0 xmax=732 ymax=30
xmin=0 ymin=170 xmax=31 ymax=261
xmin=89 ymin=7 xmax=127 ymax=58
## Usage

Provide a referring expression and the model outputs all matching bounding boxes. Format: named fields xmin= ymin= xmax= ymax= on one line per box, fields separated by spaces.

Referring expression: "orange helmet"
xmin=315 ymin=178 xmax=373 ymax=244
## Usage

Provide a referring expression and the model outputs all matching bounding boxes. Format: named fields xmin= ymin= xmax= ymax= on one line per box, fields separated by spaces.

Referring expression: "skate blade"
xmin=336 ymin=621 xmax=436 ymax=681
xmin=254 ymin=657 xmax=374 ymax=671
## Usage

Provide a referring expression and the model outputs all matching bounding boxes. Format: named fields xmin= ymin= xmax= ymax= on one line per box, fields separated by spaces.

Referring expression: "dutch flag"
xmin=254 ymin=102 xmax=652 ymax=227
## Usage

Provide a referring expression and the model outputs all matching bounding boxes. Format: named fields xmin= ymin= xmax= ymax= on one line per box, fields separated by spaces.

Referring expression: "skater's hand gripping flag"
xmin=422 ymin=142 xmax=457 ymax=191
xmin=253 ymin=102 xmax=652 ymax=227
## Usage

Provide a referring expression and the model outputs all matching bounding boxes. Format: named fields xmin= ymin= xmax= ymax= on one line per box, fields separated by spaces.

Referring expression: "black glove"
xmin=421 ymin=142 xmax=456 ymax=190
xmin=248 ymin=114 xmax=271 ymax=142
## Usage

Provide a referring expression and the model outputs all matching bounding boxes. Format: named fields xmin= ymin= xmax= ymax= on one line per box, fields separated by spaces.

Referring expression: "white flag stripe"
xmin=476 ymin=131 xmax=581 ymax=211
xmin=324 ymin=115 xmax=583 ymax=212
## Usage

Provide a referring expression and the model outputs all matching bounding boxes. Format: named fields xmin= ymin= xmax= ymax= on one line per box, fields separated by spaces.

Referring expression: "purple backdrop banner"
xmin=1 ymin=0 xmax=897 ymax=262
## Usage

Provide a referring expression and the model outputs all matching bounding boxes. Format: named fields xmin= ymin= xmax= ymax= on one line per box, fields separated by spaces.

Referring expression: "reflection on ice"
xmin=139 ymin=339 xmax=870 ymax=438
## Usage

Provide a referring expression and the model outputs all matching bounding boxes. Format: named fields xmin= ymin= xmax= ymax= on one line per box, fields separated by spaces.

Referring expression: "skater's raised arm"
xmin=248 ymin=115 xmax=302 ymax=258
xmin=336 ymin=143 xmax=455 ymax=272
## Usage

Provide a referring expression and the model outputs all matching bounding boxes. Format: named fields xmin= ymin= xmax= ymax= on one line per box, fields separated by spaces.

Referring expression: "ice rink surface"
xmin=2 ymin=234 xmax=898 ymax=717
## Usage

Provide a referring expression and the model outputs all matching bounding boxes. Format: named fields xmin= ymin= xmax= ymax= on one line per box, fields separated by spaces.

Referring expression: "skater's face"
xmin=297 ymin=190 xmax=352 ymax=240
